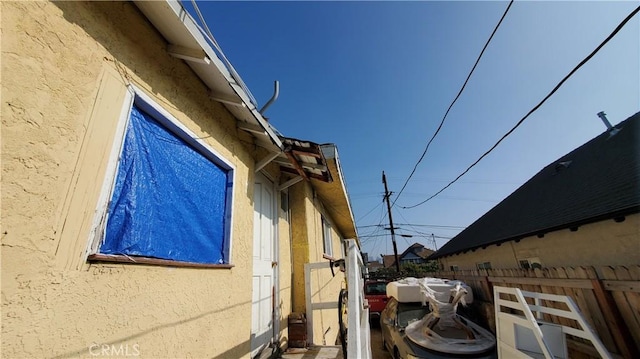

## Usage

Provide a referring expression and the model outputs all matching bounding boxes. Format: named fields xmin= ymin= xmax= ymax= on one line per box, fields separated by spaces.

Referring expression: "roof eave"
xmin=429 ymin=206 xmax=640 ymax=260
xmin=313 ymin=145 xmax=358 ymax=243
xmin=133 ymin=0 xmax=283 ymax=153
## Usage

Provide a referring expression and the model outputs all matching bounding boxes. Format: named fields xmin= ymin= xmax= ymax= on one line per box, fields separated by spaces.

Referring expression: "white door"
xmin=251 ymin=174 xmax=276 ymax=357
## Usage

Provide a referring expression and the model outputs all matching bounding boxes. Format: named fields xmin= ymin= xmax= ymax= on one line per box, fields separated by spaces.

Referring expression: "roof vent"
xmin=597 ymin=111 xmax=620 ymax=136
xmin=597 ymin=111 xmax=613 ymax=130
xmin=554 ymin=160 xmax=572 ymax=173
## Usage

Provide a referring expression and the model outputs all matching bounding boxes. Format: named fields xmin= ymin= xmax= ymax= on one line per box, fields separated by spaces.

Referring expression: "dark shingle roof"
xmin=431 ymin=112 xmax=640 ymax=259
xmin=382 ymin=255 xmax=396 ymax=268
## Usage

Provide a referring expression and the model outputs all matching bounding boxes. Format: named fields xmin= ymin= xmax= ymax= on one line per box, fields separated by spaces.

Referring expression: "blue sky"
xmin=186 ymin=1 xmax=639 ymax=261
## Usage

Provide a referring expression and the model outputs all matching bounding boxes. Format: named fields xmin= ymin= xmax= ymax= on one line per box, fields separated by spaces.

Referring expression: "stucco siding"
xmin=289 ymin=182 xmax=311 ymax=314
xmin=308 ymin=189 xmax=346 ymax=345
xmin=2 ymin=2 xmax=259 ymax=358
xmin=439 ymin=214 xmax=640 ymax=272
xmin=277 ymin=188 xmax=293 ymax=348
xmin=288 ymin=181 xmax=346 ymax=345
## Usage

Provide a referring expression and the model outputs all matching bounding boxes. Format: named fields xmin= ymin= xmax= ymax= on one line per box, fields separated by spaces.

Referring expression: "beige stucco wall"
xmin=439 ymin=213 xmax=640 ymax=274
xmin=2 ymin=2 xmax=267 ymax=358
xmin=289 ymin=181 xmax=346 ymax=345
xmin=277 ymin=185 xmax=293 ymax=349
xmin=290 ymin=181 xmax=312 ymax=314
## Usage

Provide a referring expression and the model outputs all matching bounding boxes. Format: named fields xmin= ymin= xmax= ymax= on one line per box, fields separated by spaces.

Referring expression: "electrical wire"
xmin=402 ymin=4 xmax=640 ymax=209
xmin=394 ymin=223 xmax=465 ymax=229
xmin=187 ymin=0 xmax=259 ymax=106
xmin=394 ymin=0 xmax=514 ymax=205
xmin=356 ymin=195 xmax=385 ymax=223
xmin=361 ymin=204 xmax=393 ymax=259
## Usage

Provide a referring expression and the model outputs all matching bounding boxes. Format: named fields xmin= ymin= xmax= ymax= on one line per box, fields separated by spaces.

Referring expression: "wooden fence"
xmin=431 ymin=265 xmax=639 ymax=359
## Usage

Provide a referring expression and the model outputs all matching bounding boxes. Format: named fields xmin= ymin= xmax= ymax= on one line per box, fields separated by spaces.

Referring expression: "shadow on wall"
xmin=50 ymin=0 xmax=247 ymax=171
xmin=50 ymin=298 xmax=253 ymax=359
xmin=52 ymin=1 xmax=185 ymax=99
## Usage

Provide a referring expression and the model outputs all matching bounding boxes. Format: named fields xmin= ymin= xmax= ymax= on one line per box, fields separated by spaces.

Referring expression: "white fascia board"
xmin=133 ymin=0 xmax=283 ymax=151
xmin=321 ymin=144 xmax=358 ymax=238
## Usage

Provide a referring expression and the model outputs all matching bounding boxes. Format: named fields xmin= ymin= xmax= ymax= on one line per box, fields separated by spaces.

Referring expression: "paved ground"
xmin=369 ymin=323 xmax=393 ymax=359
xmin=279 ymin=345 xmax=342 ymax=359
xmin=278 ymin=323 xmax=392 ymax=359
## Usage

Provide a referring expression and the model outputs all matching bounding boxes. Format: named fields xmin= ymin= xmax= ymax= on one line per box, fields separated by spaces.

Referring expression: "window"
xmin=322 ymin=216 xmax=333 ymax=256
xmin=519 ymin=257 xmax=542 ymax=269
xmin=476 ymin=261 xmax=492 ymax=270
xmin=365 ymin=282 xmax=387 ymax=295
xmin=280 ymin=192 xmax=289 ymax=213
xmin=90 ymin=89 xmax=234 ymax=265
xmin=450 ymin=265 xmax=459 ymax=271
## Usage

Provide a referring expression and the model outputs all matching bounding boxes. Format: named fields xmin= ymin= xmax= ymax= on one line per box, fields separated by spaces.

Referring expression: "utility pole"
xmin=382 ymin=171 xmax=400 ymax=272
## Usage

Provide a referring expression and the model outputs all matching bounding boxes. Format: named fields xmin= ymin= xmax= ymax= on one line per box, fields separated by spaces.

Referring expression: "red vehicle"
xmin=364 ymin=279 xmax=389 ymax=321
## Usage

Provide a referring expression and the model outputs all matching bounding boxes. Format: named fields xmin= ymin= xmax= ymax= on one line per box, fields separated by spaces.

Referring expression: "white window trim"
xmin=321 ymin=215 xmax=333 ymax=257
xmin=86 ymin=85 xmax=236 ymax=264
xmin=519 ymin=257 xmax=542 ymax=269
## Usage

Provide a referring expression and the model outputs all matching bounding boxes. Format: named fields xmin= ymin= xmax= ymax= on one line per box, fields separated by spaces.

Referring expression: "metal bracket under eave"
xmin=209 ymin=90 xmax=246 ymax=107
xmin=278 ymin=176 xmax=303 ymax=191
xmin=167 ymin=44 xmax=211 ymax=64
xmin=255 ymin=151 xmax=281 ymax=173
xmin=238 ymin=121 xmax=268 ymax=136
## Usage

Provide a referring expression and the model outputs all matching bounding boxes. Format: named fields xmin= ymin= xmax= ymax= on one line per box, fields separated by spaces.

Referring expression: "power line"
xmin=394 ymin=223 xmax=465 ymax=229
xmin=394 ymin=0 xmax=514 ymax=205
xmin=355 ymin=195 xmax=384 ymax=222
xmin=402 ymin=4 xmax=640 ymax=209
xmin=358 ymin=223 xmax=464 ymax=228
xmin=187 ymin=0 xmax=258 ymax=106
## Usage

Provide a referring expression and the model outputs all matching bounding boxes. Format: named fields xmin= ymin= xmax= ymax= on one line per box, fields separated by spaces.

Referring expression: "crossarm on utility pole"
xmin=382 ymin=171 xmax=400 ymax=273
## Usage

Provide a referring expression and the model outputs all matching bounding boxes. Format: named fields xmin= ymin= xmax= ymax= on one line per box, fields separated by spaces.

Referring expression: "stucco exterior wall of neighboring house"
xmin=289 ymin=180 xmax=346 ymax=346
xmin=2 ymin=2 xmax=280 ymax=358
xmin=438 ymin=213 xmax=640 ymax=273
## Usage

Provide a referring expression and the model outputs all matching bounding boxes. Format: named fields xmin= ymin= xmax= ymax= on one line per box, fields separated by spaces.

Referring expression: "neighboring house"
xmin=430 ymin=112 xmax=640 ymax=273
xmin=381 ymin=243 xmax=435 ymax=268
xmin=367 ymin=261 xmax=384 ymax=273
xmin=2 ymin=1 xmax=357 ymax=358
xmin=382 ymin=255 xmax=397 ymax=269
xmin=398 ymin=243 xmax=435 ymax=265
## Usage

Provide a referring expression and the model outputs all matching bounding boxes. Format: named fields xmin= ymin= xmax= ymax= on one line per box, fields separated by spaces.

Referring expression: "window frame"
xmin=321 ymin=215 xmax=333 ymax=257
xmin=519 ymin=257 xmax=542 ymax=270
xmin=86 ymin=86 xmax=236 ymax=268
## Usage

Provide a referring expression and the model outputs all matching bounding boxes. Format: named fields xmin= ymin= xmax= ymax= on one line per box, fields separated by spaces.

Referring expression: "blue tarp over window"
xmin=101 ymin=104 xmax=229 ymax=264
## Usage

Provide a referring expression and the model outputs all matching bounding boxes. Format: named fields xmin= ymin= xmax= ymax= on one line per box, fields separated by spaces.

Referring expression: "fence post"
xmin=589 ymin=272 xmax=638 ymax=358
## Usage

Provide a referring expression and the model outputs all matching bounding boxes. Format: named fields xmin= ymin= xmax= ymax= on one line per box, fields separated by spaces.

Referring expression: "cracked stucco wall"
xmin=1 ymin=1 xmax=268 ymax=358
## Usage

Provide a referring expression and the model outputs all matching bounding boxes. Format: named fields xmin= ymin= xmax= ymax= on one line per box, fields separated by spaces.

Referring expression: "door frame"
xmin=251 ymin=171 xmax=279 ymax=357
